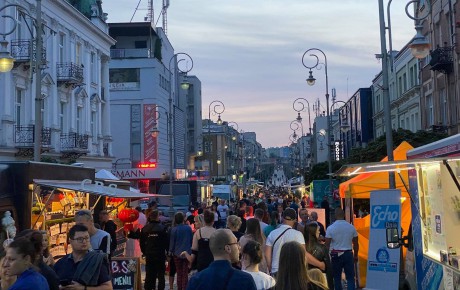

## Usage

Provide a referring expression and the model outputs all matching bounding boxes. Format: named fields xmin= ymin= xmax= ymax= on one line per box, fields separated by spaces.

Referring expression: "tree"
xmin=304 ymin=129 xmax=448 ymax=185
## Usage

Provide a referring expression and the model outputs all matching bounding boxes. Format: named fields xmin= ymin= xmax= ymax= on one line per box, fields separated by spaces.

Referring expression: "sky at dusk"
xmin=104 ymin=0 xmax=416 ymax=148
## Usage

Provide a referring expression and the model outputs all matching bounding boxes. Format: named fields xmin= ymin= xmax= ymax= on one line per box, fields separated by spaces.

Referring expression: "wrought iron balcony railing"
xmin=60 ymin=133 xmax=89 ymax=151
xmin=56 ymin=62 xmax=84 ymax=86
xmin=10 ymin=39 xmax=47 ymax=64
xmin=429 ymin=46 xmax=453 ymax=74
xmin=14 ymin=125 xmax=51 ymax=147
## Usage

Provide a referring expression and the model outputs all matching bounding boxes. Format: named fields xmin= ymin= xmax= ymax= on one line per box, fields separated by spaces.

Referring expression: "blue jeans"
xmin=330 ymin=250 xmax=355 ymax=290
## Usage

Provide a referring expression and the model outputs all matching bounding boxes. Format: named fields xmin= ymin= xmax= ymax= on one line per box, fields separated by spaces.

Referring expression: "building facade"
xmin=0 ymin=0 xmax=114 ymax=169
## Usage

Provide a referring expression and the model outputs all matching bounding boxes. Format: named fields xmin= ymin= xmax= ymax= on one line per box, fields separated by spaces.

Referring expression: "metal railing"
xmin=60 ymin=132 xmax=89 ymax=151
xmin=56 ymin=62 xmax=84 ymax=84
xmin=11 ymin=39 xmax=46 ymax=63
xmin=14 ymin=125 xmax=51 ymax=147
xmin=110 ymin=48 xmax=151 ymax=59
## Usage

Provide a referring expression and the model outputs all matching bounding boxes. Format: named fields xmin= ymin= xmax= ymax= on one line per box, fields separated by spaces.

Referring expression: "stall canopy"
xmin=33 ymin=179 xmax=169 ymax=198
xmin=95 ymin=169 xmax=119 ymax=180
xmin=337 ymin=141 xmax=413 ymax=287
xmin=339 ymin=141 xmax=414 ymax=199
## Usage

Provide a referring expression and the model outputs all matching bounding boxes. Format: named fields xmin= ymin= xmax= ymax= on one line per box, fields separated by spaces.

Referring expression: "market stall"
xmin=30 ymin=179 xmax=167 ymax=260
xmin=337 ymin=141 xmax=413 ymax=287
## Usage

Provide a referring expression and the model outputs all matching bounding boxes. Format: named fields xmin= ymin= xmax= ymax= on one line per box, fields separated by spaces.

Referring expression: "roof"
xmin=34 ymin=179 xmax=170 ymax=199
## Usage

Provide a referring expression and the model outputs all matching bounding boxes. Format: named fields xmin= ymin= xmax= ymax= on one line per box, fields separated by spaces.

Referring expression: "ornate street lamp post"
xmin=167 ymin=52 xmax=193 ymax=218
xmin=0 ymin=1 xmax=43 ymax=161
xmin=292 ymin=97 xmax=312 ymax=135
xmin=207 ymin=100 xmax=225 ymax=180
xmin=302 ymin=48 xmax=333 ymax=201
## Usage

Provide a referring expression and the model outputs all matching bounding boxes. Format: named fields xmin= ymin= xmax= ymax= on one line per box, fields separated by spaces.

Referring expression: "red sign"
xmin=143 ymin=104 xmax=158 ymax=163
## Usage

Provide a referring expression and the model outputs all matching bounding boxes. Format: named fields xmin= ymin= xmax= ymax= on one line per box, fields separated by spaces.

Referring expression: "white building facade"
xmin=0 ymin=0 xmax=114 ymax=169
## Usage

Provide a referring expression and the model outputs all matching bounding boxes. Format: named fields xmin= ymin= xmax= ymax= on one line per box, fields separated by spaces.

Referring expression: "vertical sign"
xmin=143 ymin=104 xmax=158 ymax=163
xmin=366 ymin=189 xmax=401 ymax=289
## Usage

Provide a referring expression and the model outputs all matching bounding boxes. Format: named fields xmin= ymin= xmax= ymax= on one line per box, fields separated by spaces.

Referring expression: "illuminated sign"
xmin=335 ymin=141 xmax=343 ymax=161
xmin=138 ymin=163 xmax=157 ymax=168
xmin=112 ymin=168 xmax=159 ymax=180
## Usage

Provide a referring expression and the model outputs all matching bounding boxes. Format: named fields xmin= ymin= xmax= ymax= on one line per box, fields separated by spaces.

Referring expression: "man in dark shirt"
xmin=54 ymin=224 xmax=112 ymax=289
xmin=140 ymin=210 xmax=169 ymax=290
xmin=186 ymin=229 xmax=256 ymax=290
xmin=99 ymin=210 xmax=117 ymax=257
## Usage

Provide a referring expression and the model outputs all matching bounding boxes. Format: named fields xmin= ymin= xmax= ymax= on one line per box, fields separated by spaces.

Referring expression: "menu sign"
xmin=111 ymin=257 xmax=141 ymax=290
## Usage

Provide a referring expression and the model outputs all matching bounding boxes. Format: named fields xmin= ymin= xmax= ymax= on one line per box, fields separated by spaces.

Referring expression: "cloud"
xmin=105 ymin=0 xmax=417 ymax=147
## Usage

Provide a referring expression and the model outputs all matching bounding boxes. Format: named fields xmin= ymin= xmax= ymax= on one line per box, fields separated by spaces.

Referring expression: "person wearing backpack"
xmin=140 ymin=210 xmax=169 ymax=290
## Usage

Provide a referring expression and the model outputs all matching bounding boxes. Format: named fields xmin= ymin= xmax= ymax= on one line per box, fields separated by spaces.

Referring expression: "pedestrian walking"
xmin=265 ymin=208 xmax=325 ymax=277
xmin=325 ymin=208 xmax=359 ymax=290
xmin=182 ymin=210 xmax=216 ymax=271
xmin=241 ymin=240 xmax=275 ymax=290
xmin=186 ymin=229 xmax=257 ymax=290
xmin=169 ymin=212 xmax=193 ymax=290
xmin=140 ymin=210 xmax=169 ymax=290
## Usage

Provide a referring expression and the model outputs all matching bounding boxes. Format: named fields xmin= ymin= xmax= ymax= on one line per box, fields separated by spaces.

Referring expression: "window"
xmin=76 ymin=107 xmax=82 ymax=133
xmin=91 ymin=52 xmax=97 ymax=84
xmin=91 ymin=111 xmax=97 ymax=139
xmin=426 ymin=94 xmax=433 ymax=126
xmin=440 ymin=89 xmax=447 ymax=125
xmin=403 ymin=73 xmax=407 ymax=92
xmin=60 ymin=103 xmax=66 ymax=131
xmin=15 ymin=89 xmax=23 ymax=126
xmin=134 ymin=41 xmax=147 ymax=49
xmin=59 ymin=34 xmax=65 ymax=62
xmin=76 ymin=43 xmax=81 ymax=65
xmin=15 ymin=9 xmax=23 ymax=40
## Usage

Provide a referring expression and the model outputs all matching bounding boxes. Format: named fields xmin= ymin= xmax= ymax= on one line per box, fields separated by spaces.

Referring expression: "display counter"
xmin=415 ymin=160 xmax=460 ymax=272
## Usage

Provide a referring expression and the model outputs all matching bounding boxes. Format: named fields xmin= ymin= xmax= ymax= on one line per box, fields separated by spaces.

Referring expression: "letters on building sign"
xmin=112 ymin=168 xmax=157 ymax=180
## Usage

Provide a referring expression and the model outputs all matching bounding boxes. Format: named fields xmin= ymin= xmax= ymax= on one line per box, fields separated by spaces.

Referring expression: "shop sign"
xmin=112 ymin=168 xmax=158 ymax=180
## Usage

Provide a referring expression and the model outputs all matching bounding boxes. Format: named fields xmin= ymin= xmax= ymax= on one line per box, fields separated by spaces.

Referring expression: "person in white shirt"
xmin=265 ymin=208 xmax=325 ymax=276
xmin=242 ymin=240 xmax=275 ymax=290
xmin=325 ymin=207 xmax=359 ymax=290
xmin=217 ymin=199 xmax=229 ymax=229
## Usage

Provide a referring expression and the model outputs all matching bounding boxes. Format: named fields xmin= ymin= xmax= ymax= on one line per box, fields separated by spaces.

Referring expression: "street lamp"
xmin=167 ymin=52 xmax=193 ymax=218
xmin=302 ymin=48 xmax=333 ymax=200
xmin=149 ymin=105 xmax=169 ymax=139
xmin=207 ymin=100 xmax=225 ymax=179
xmin=292 ymin=98 xmax=312 ymax=135
xmin=0 ymin=1 xmax=44 ymax=161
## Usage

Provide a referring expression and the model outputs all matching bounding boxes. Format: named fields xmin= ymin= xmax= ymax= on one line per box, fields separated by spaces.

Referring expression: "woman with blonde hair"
xmin=226 ymin=215 xmax=243 ymax=241
xmin=307 ymin=268 xmax=329 ymax=290
xmin=39 ymin=231 xmax=54 ymax=266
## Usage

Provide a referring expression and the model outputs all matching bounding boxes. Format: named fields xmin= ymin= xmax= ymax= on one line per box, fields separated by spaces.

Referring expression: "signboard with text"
xmin=143 ymin=104 xmax=158 ymax=163
xmin=366 ymin=189 xmax=401 ymax=289
xmin=112 ymin=168 xmax=160 ymax=180
xmin=111 ymin=257 xmax=141 ymax=290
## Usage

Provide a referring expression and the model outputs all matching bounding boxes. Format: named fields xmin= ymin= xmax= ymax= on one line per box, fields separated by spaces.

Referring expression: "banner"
xmin=366 ymin=189 xmax=401 ymax=289
xmin=143 ymin=104 xmax=158 ymax=163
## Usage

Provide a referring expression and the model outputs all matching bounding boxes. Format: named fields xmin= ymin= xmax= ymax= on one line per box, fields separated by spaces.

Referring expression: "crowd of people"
xmin=0 ymin=189 xmax=359 ymax=290
xmin=141 ymin=191 xmax=359 ymax=290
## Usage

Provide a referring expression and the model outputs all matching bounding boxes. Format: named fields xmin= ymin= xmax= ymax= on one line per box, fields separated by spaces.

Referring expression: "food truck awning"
xmin=33 ymin=179 xmax=170 ymax=198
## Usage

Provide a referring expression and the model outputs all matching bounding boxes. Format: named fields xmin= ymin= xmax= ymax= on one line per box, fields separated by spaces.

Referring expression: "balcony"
xmin=14 ymin=125 xmax=52 ymax=147
xmin=61 ymin=133 xmax=89 ymax=153
xmin=429 ymin=46 xmax=453 ymax=74
xmin=10 ymin=39 xmax=47 ymax=66
xmin=110 ymin=48 xmax=151 ymax=59
xmin=56 ymin=63 xmax=84 ymax=87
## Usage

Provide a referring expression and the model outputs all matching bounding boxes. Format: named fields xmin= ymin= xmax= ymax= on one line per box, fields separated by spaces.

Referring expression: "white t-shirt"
xmin=325 ymin=219 xmax=358 ymax=251
xmin=265 ymin=224 xmax=305 ymax=273
xmin=243 ymin=271 xmax=276 ymax=290
xmin=217 ymin=204 xmax=229 ymax=220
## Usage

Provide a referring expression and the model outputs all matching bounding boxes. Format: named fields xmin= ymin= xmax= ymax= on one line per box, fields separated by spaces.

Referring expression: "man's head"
xmin=254 ymin=208 xmax=264 ymax=221
xmin=282 ymin=208 xmax=297 ymax=226
xmin=75 ymin=210 xmax=95 ymax=234
xmin=209 ymin=229 xmax=239 ymax=263
xmin=299 ymin=208 xmax=309 ymax=223
xmin=68 ymin=224 xmax=90 ymax=253
xmin=310 ymin=211 xmax=319 ymax=221
xmin=148 ymin=210 xmax=160 ymax=222
xmin=335 ymin=207 xmax=345 ymax=220
xmin=220 ymin=199 xmax=226 ymax=205
xmin=174 ymin=212 xmax=185 ymax=225
xmin=98 ymin=210 xmax=109 ymax=223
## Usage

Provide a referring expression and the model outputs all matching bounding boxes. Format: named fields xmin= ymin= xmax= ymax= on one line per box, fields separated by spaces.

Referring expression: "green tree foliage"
xmin=304 ymin=129 xmax=448 ymax=185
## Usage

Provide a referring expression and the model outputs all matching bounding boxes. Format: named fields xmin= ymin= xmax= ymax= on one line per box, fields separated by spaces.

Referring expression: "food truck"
xmin=0 ymin=161 xmax=153 ymax=260
xmin=337 ymin=135 xmax=460 ymax=289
